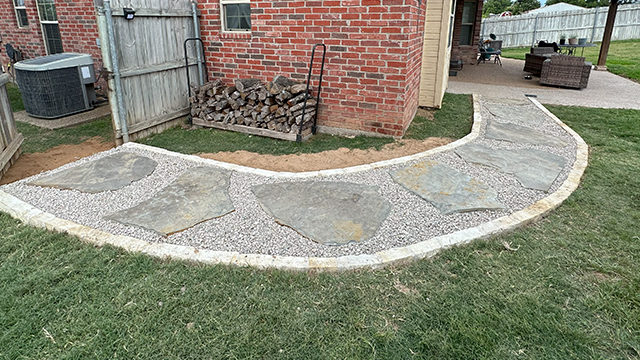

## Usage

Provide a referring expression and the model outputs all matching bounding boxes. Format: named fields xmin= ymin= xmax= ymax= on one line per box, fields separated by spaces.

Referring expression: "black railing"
xmin=297 ymin=43 xmax=327 ymax=142
xmin=183 ymin=37 xmax=207 ymax=98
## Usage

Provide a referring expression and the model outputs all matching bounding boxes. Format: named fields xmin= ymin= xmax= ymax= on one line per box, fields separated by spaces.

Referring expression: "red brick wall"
xmin=56 ymin=0 xmax=103 ymax=72
xmin=0 ymin=0 xmax=46 ymax=64
xmin=451 ymin=0 xmax=482 ymax=65
xmin=198 ymin=0 xmax=427 ymax=137
xmin=0 ymin=0 xmax=103 ymax=90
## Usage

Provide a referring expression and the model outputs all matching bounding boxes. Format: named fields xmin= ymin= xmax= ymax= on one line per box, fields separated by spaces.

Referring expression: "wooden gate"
xmin=0 ymin=74 xmax=24 ymax=181
xmin=97 ymin=0 xmax=202 ymax=142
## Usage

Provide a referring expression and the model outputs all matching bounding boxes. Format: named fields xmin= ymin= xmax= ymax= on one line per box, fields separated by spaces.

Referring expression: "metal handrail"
xmin=184 ymin=37 xmax=207 ymax=98
xmin=297 ymin=43 xmax=327 ymax=142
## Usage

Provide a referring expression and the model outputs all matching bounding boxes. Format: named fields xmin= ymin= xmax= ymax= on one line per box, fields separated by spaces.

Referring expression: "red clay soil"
xmin=0 ymin=137 xmax=114 ymax=185
xmin=199 ymin=137 xmax=454 ymax=172
xmin=1 ymin=136 xmax=454 ymax=184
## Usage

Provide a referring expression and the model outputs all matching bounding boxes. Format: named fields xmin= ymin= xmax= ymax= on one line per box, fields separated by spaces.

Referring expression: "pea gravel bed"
xmin=0 ymin=97 xmax=577 ymax=258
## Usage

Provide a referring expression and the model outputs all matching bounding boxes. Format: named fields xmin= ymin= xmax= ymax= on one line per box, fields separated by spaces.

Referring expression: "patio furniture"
xmin=558 ymin=43 xmax=597 ymax=56
xmin=540 ymin=55 xmax=592 ymax=89
xmin=477 ymin=40 xmax=502 ymax=66
xmin=523 ymin=46 xmax=556 ymax=76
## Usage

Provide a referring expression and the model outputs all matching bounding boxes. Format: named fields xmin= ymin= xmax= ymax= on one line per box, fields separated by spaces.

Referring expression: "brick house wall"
xmin=198 ymin=0 xmax=427 ymax=137
xmin=451 ymin=0 xmax=482 ymax=65
xmin=0 ymin=0 xmax=103 ymax=90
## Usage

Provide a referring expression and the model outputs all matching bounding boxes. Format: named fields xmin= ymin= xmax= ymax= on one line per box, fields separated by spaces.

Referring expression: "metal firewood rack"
xmin=297 ymin=43 xmax=327 ymax=142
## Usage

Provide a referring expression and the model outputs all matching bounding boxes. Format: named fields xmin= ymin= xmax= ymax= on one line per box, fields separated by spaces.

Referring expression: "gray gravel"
xmin=0 ymin=97 xmax=579 ymax=257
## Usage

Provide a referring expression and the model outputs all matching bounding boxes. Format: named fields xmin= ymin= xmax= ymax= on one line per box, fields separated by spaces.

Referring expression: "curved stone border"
xmin=0 ymin=96 xmax=588 ymax=271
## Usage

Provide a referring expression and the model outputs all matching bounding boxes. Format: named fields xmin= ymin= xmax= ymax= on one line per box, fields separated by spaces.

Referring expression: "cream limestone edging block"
xmin=0 ymin=95 xmax=589 ymax=271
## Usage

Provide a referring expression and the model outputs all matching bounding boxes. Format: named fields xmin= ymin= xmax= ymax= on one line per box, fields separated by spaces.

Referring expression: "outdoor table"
xmin=558 ymin=43 xmax=597 ymax=56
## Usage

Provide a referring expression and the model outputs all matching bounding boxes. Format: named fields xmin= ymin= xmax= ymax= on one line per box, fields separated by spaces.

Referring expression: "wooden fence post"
xmin=597 ymin=0 xmax=619 ymax=69
xmin=0 ymin=74 xmax=24 ymax=181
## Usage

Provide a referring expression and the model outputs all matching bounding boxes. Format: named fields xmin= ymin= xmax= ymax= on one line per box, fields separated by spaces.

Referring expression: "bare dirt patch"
xmin=1 ymin=137 xmax=114 ymax=185
xmin=198 ymin=137 xmax=454 ymax=172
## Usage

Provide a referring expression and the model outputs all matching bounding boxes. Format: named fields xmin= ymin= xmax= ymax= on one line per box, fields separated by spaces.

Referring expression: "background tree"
xmin=509 ymin=0 xmax=541 ymax=14
xmin=483 ymin=0 xmax=513 ymax=17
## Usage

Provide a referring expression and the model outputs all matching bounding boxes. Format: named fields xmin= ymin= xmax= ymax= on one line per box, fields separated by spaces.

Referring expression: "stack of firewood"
xmin=189 ymin=76 xmax=316 ymax=134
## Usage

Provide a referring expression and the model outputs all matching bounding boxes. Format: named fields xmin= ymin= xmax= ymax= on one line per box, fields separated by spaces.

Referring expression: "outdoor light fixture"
xmin=123 ymin=8 xmax=135 ymax=20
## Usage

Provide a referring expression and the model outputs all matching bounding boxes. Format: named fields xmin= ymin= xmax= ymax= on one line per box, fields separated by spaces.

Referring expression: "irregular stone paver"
xmin=483 ymin=101 xmax=543 ymax=126
xmin=30 ymin=152 xmax=157 ymax=193
xmin=252 ymin=181 xmax=391 ymax=246
xmin=390 ymin=160 xmax=504 ymax=214
xmin=106 ymin=167 xmax=234 ymax=235
xmin=455 ymin=144 xmax=566 ymax=191
xmin=486 ymin=120 xmax=567 ymax=147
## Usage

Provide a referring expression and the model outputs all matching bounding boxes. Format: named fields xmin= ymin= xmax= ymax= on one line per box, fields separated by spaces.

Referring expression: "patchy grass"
xmin=5 ymin=84 xmax=112 ymax=153
xmin=404 ymin=93 xmax=473 ymax=140
xmin=16 ymin=117 xmax=113 ymax=153
xmin=1 ymin=105 xmax=639 ymax=358
xmin=140 ymin=93 xmax=473 ymax=155
xmin=500 ymin=39 xmax=640 ymax=82
xmin=5 ymin=82 xmax=24 ymax=112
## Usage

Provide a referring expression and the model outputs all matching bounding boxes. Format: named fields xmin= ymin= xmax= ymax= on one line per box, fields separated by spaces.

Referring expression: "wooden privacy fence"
xmin=0 ymin=74 xmax=23 ymax=181
xmin=96 ymin=0 xmax=202 ymax=143
xmin=481 ymin=4 xmax=640 ymax=48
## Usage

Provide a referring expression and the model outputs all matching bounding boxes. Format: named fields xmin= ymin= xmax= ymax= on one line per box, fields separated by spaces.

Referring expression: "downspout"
xmin=191 ymin=0 xmax=205 ymax=86
xmin=96 ymin=6 xmax=122 ymax=142
xmin=104 ymin=0 xmax=129 ymax=143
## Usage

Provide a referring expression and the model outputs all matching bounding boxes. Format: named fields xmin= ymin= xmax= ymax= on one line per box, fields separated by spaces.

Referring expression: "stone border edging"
xmin=0 ymin=96 xmax=589 ymax=271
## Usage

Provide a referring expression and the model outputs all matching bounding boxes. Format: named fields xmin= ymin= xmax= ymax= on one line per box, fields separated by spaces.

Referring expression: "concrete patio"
xmin=447 ymin=58 xmax=640 ymax=109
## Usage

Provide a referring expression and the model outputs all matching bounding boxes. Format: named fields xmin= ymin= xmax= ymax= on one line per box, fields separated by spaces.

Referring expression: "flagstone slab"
xmin=252 ymin=181 xmax=392 ymax=246
xmin=390 ymin=160 xmax=504 ymax=214
xmin=29 ymin=152 xmax=157 ymax=193
xmin=483 ymin=102 xmax=543 ymax=126
xmin=106 ymin=167 xmax=234 ymax=235
xmin=455 ymin=144 xmax=566 ymax=191
xmin=486 ymin=120 xmax=567 ymax=147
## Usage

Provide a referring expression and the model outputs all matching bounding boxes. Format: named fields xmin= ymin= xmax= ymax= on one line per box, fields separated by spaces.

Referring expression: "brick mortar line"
xmin=0 ymin=95 xmax=589 ymax=271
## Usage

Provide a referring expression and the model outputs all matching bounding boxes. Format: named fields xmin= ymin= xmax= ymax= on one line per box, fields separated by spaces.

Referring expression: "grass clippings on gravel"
xmin=0 ymin=105 xmax=639 ymax=359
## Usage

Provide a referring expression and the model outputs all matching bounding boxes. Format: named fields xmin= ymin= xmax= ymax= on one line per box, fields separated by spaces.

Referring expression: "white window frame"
xmin=36 ymin=0 xmax=62 ymax=54
xmin=447 ymin=0 xmax=456 ymax=49
xmin=220 ymin=0 xmax=251 ymax=33
xmin=13 ymin=0 xmax=28 ymax=28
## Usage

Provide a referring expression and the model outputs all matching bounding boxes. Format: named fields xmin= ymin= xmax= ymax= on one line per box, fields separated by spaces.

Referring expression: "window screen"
xmin=460 ymin=1 xmax=476 ymax=46
xmin=37 ymin=0 xmax=57 ymax=21
xmin=13 ymin=0 xmax=28 ymax=27
xmin=223 ymin=3 xmax=251 ymax=31
xmin=42 ymin=23 xmax=63 ymax=54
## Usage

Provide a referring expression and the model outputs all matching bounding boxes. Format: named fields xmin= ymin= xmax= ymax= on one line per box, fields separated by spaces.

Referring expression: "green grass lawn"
xmin=141 ymin=93 xmax=473 ymax=155
xmin=7 ymin=81 xmax=471 ymax=155
xmin=500 ymin=39 xmax=640 ymax=82
xmin=16 ymin=118 xmax=113 ymax=154
xmin=6 ymin=82 xmax=113 ymax=153
xmin=1 ymin=105 xmax=638 ymax=358
xmin=5 ymin=82 xmax=24 ymax=112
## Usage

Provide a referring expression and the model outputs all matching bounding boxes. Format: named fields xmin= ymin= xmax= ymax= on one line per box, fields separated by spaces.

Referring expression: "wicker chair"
xmin=523 ymin=47 xmax=555 ymax=76
xmin=540 ymin=55 xmax=592 ymax=89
